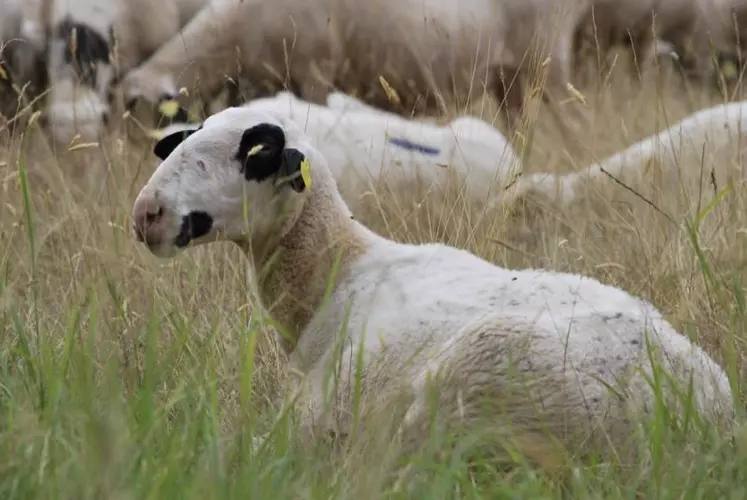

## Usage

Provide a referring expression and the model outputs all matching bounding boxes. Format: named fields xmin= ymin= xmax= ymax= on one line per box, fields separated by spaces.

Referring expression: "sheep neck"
xmin=238 ymin=186 xmax=368 ymax=353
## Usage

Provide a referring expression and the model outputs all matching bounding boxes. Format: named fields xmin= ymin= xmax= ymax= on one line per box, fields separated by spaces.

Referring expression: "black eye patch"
xmin=174 ymin=211 xmax=213 ymax=248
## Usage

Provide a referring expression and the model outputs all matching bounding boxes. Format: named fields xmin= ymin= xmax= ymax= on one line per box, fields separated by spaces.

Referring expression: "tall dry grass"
xmin=0 ymin=45 xmax=746 ymax=498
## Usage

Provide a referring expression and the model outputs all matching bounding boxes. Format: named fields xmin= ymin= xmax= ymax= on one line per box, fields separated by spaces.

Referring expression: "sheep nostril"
xmin=145 ymin=206 xmax=163 ymax=224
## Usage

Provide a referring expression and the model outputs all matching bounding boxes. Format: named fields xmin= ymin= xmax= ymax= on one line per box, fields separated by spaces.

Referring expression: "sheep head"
xmin=131 ymin=107 xmax=314 ymax=259
xmin=120 ymin=66 xmax=180 ymax=111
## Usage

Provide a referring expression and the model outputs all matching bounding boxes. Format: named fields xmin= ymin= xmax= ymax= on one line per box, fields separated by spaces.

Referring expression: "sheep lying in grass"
xmin=131 ymin=106 xmax=734 ymax=473
xmin=119 ymin=0 xmax=594 ymax=140
xmin=515 ymin=100 xmax=747 ymax=204
xmin=149 ymin=90 xmax=522 ymax=209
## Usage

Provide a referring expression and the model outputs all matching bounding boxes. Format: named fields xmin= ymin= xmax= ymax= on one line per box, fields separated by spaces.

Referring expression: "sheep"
xmin=130 ymin=105 xmax=734 ymax=475
xmin=149 ymin=90 xmax=522 ymax=208
xmin=581 ymin=0 xmax=747 ymax=85
xmin=0 ymin=0 xmax=46 ymax=120
xmin=514 ymin=100 xmax=747 ymax=204
xmin=38 ymin=0 xmax=207 ymax=146
xmin=118 ymin=0 xmax=596 ymax=143
xmin=572 ymin=0 xmax=698 ymax=75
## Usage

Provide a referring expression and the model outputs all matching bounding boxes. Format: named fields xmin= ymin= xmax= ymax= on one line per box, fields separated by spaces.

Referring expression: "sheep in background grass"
xmin=0 ymin=0 xmax=47 ymax=122
xmin=148 ymin=90 xmax=522 ymax=209
xmin=118 ymin=0 xmax=596 ymax=143
xmin=36 ymin=0 xmax=207 ymax=146
xmin=130 ymin=106 xmax=734 ymax=476
xmin=572 ymin=0 xmax=703 ymax=78
xmin=514 ymin=100 xmax=747 ymax=205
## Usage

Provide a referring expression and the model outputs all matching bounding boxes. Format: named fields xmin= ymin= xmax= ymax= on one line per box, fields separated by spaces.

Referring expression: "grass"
xmin=1 ymin=47 xmax=747 ymax=498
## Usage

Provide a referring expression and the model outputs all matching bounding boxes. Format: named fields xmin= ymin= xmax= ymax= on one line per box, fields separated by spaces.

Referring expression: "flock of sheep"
xmin=0 ymin=0 xmax=744 ymax=483
xmin=1 ymin=0 xmax=747 ymax=147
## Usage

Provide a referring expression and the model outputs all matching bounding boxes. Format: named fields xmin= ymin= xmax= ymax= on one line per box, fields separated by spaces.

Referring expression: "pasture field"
xmin=1 ymin=52 xmax=747 ymax=499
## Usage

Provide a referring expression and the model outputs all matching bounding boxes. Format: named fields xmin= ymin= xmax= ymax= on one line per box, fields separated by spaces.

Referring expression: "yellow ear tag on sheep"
xmin=0 ymin=65 xmax=7 ymax=81
xmin=300 ymin=158 xmax=312 ymax=190
xmin=158 ymin=99 xmax=181 ymax=118
xmin=722 ymin=61 xmax=738 ymax=80
xmin=247 ymin=144 xmax=264 ymax=157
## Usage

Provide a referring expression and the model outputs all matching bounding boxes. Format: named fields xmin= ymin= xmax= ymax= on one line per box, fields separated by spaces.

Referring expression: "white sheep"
xmin=130 ymin=106 xmax=734 ymax=473
xmin=149 ymin=90 xmax=523 ymax=209
xmin=38 ymin=0 xmax=206 ymax=145
xmin=118 ymin=0 xmax=594 ymax=139
xmin=515 ymin=100 xmax=747 ymax=204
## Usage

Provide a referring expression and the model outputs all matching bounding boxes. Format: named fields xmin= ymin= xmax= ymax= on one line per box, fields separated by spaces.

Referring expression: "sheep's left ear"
xmin=237 ymin=123 xmax=310 ymax=192
xmin=278 ymin=148 xmax=310 ymax=193
xmin=153 ymin=126 xmax=201 ymax=160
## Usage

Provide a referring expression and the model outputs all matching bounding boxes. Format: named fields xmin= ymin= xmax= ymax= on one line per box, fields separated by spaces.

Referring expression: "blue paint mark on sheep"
xmin=387 ymin=137 xmax=440 ymax=156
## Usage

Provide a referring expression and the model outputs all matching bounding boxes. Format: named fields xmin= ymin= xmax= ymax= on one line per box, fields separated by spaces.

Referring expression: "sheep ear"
xmin=278 ymin=148 xmax=310 ymax=193
xmin=237 ymin=123 xmax=310 ymax=192
xmin=153 ymin=126 xmax=201 ymax=160
xmin=237 ymin=123 xmax=287 ymax=182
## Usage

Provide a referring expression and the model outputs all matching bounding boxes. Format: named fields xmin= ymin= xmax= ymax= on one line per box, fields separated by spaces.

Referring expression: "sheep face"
xmin=132 ymin=108 xmax=312 ymax=258
xmin=120 ymin=67 xmax=179 ymax=108
xmin=45 ymin=19 xmax=115 ymax=143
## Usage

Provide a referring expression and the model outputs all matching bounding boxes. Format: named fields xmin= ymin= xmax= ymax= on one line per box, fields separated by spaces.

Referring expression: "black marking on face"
xmin=174 ymin=211 xmax=213 ymax=248
xmin=153 ymin=125 xmax=203 ymax=160
xmin=236 ymin=122 xmax=308 ymax=192
xmin=56 ymin=17 xmax=111 ymax=89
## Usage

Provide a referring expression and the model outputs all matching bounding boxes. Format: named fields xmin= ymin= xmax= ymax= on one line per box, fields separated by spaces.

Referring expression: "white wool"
xmin=118 ymin=0 xmax=593 ymax=135
xmin=39 ymin=0 xmax=207 ymax=145
xmin=132 ymin=105 xmax=734 ymax=465
xmin=152 ymin=91 xmax=522 ymax=207
xmin=46 ymin=79 xmax=109 ymax=145
xmin=244 ymin=92 xmax=522 ymax=206
xmin=516 ymin=101 xmax=747 ymax=204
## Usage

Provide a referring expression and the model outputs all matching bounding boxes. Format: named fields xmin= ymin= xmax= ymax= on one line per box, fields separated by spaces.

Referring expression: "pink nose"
xmin=132 ymin=196 xmax=165 ymax=245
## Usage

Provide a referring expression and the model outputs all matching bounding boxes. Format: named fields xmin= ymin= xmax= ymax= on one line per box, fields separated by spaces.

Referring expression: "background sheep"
xmin=118 ymin=0 xmax=598 ymax=144
xmin=0 ymin=0 xmax=47 ymax=124
xmin=131 ymin=107 xmax=734 ymax=481
xmin=151 ymin=90 xmax=523 ymax=209
xmin=510 ymin=100 xmax=747 ymax=207
xmin=34 ymin=0 xmax=207 ymax=146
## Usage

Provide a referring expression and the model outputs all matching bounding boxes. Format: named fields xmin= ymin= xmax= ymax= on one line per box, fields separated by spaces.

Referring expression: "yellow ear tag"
xmin=247 ymin=144 xmax=264 ymax=157
xmin=722 ymin=61 xmax=738 ymax=80
xmin=158 ymin=99 xmax=181 ymax=118
xmin=0 ymin=65 xmax=7 ymax=81
xmin=300 ymin=158 xmax=312 ymax=189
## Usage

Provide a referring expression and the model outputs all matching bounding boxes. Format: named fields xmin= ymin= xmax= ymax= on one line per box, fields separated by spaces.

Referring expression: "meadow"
xmin=1 ymin=49 xmax=747 ymax=499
